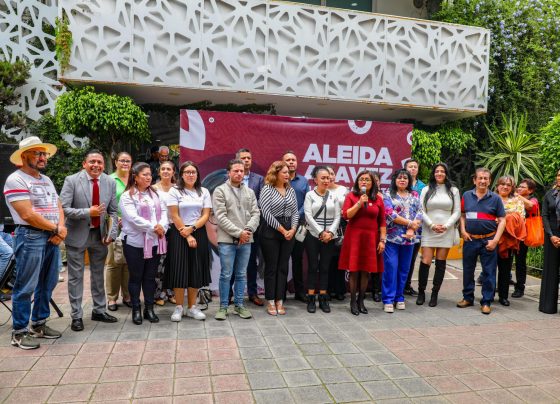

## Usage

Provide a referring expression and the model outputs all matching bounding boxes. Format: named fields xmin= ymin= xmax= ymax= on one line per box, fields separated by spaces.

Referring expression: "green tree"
xmin=0 ymin=58 xmax=31 ymax=142
xmin=55 ymin=86 xmax=150 ymax=170
xmin=476 ymin=113 xmax=543 ymax=187
xmin=29 ymin=114 xmax=86 ymax=191
xmin=540 ymin=113 xmax=560 ymax=186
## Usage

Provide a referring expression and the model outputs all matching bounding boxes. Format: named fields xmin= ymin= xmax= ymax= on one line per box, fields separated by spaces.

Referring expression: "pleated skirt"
xmin=165 ymin=225 xmax=211 ymax=289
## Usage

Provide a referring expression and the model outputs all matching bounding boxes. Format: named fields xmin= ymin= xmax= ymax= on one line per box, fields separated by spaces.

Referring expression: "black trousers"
xmin=304 ymin=234 xmax=335 ymax=292
xmin=539 ymin=236 xmax=560 ymax=314
xmin=123 ymin=241 xmax=159 ymax=308
xmin=261 ymin=229 xmax=295 ymax=301
xmin=290 ymin=239 xmax=305 ymax=297
xmin=497 ymin=254 xmax=514 ymax=300
xmin=405 ymin=243 xmax=421 ymax=289
xmin=514 ymin=243 xmax=528 ymax=292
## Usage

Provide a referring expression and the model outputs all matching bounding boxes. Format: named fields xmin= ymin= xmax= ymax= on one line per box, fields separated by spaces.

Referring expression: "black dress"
xmin=539 ymin=189 xmax=560 ymax=314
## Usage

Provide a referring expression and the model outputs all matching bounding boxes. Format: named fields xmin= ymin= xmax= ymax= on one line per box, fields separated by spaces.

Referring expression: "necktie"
xmin=92 ymin=178 xmax=100 ymax=228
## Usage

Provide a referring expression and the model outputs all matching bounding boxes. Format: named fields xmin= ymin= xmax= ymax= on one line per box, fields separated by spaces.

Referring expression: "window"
xmin=277 ymin=1 xmax=373 ymax=12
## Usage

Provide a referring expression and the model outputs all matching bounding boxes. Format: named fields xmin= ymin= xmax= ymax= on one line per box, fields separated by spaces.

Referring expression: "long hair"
xmin=126 ymin=162 xmax=158 ymax=196
xmin=351 ymin=170 xmax=378 ymax=200
xmin=265 ymin=161 xmax=291 ymax=187
xmin=176 ymin=161 xmax=202 ymax=196
xmin=158 ymin=160 xmax=176 ymax=184
xmin=423 ymin=163 xmax=455 ymax=212
xmin=389 ymin=169 xmax=412 ymax=198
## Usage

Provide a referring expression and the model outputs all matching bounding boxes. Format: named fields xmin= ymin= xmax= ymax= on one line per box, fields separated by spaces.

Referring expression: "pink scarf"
xmin=136 ymin=189 xmax=167 ymax=259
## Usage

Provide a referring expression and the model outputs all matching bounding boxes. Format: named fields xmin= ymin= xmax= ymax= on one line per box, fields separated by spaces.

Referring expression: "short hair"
xmin=311 ymin=165 xmax=329 ymax=179
xmin=404 ymin=159 xmax=419 ymax=168
xmin=227 ymin=159 xmax=244 ymax=171
xmin=235 ymin=148 xmax=251 ymax=158
xmin=282 ymin=150 xmax=296 ymax=158
xmin=519 ymin=178 xmax=536 ymax=192
xmin=158 ymin=146 xmax=169 ymax=154
xmin=83 ymin=149 xmax=104 ymax=161
xmin=265 ymin=161 xmax=291 ymax=187
xmin=496 ymin=175 xmax=516 ymax=197
xmin=474 ymin=167 xmax=492 ymax=179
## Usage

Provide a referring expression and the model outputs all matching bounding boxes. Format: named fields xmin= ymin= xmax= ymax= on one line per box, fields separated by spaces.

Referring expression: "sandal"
xmin=168 ymin=296 xmax=177 ymax=305
xmin=276 ymin=301 xmax=286 ymax=315
xmin=154 ymin=299 xmax=165 ymax=306
xmin=266 ymin=302 xmax=277 ymax=316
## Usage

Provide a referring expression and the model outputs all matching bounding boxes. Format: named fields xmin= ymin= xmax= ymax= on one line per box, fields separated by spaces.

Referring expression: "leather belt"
xmin=470 ymin=231 xmax=496 ymax=240
xmin=17 ymin=224 xmax=51 ymax=233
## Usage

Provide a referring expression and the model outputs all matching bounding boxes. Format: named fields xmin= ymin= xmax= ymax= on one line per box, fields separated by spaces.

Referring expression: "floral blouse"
xmin=502 ymin=196 xmax=525 ymax=217
xmin=383 ymin=190 xmax=423 ymax=245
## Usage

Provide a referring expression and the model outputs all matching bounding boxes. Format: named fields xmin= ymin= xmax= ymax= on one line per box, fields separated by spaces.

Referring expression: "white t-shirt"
xmin=167 ymin=186 xmax=212 ymax=225
xmin=3 ymin=170 xmax=60 ymax=225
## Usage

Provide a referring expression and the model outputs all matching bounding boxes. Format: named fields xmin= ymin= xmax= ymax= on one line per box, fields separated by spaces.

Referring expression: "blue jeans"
xmin=218 ymin=242 xmax=251 ymax=308
xmin=12 ymin=227 xmax=60 ymax=333
xmin=462 ymin=238 xmax=497 ymax=306
xmin=382 ymin=241 xmax=414 ymax=304
xmin=0 ymin=234 xmax=13 ymax=281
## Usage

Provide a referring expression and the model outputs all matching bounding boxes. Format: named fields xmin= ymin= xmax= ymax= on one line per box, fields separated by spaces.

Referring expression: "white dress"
xmin=420 ymin=185 xmax=461 ymax=248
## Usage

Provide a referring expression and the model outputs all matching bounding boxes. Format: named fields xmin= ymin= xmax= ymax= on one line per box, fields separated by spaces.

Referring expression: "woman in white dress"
xmin=416 ymin=163 xmax=461 ymax=307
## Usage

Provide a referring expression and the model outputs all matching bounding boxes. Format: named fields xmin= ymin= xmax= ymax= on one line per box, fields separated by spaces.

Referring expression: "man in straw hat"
xmin=3 ymin=136 xmax=67 ymax=349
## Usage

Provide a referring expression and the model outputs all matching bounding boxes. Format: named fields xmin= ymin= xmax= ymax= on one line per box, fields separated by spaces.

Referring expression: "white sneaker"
xmin=396 ymin=301 xmax=406 ymax=310
xmin=186 ymin=305 xmax=206 ymax=321
xmin=171 ymin=305 xmax=183 ymax=322
xmin=384 ymin=304 xmax=394 ymax=313
xmin=58 ymin=275 xmax=64 ymax=282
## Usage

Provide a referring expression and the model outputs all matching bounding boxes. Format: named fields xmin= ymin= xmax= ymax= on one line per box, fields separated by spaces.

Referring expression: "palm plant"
xmin=476 ymin=112 xmax=544 ymax=187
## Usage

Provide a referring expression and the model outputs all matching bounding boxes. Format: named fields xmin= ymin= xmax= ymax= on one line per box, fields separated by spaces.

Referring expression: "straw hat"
xmin=10 ymin=136 xmax=57 ymax=166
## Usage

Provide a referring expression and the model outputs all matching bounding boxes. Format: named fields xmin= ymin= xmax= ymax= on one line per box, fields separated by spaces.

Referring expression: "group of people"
xmin=3 ymin=135 xmax=559 ymax=351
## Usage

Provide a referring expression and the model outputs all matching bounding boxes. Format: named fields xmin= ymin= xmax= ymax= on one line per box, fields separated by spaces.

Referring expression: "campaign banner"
xmin=179 ymin=110 xmax=413 ymax=292
xmin=180 ymin=110 xmax=412 ymax=189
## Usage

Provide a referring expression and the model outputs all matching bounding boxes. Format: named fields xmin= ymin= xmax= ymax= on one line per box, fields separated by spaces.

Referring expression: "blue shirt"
xmin=412 ymin=179 xmax=426 ymax=195
xmin=290 ymin=174 xmax=310 ymax=223
xmin=462 ymin=189 xmax=505 ymax=235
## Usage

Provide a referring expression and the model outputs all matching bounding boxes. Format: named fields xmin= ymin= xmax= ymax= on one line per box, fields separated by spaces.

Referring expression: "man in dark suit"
xmin=234 ymin=148 xmax=265 ymax=306
xmin=60 ymin=150 xmax=119 ymax=331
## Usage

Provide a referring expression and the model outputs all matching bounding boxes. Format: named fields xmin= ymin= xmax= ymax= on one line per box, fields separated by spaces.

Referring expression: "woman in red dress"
xmin=339 ymin=170 xmax=386 ymax=315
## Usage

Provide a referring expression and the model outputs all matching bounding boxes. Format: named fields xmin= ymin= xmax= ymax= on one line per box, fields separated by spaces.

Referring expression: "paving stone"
xmin=325 ymin=382 xmax=370 ymax=402
xmin=478 ymin=388 xmax=524 ymax=404
xmin=243 ymin=359 xmax=278 ymax=373
xmin=348 ymin=366 xmax=388 ymax=381
xmin=239 ymin=346 xmax=272 ymax=359
xmin=379 ymin=364 xmax=419 ymax=379
xmin=361 ymin=380 xmax=406 ymax=400
xmin=248 ymin=372 xmax=287 ymax=390
xmin=306 ymin=355 xmax=342 ymax=369
xmin=289 ymin=386 xmax=334 ymax=404
xmin=275 ymin=356 xmax=311 ymax=371
xmin=508 ymin=386 xmax=557 ymax=403
xmin=236 ymin=335 xmax=267 ymax=348
xmin=367 ymin=351 xmax=402 ymax=365
xmin=253 ymin=388 xmax=294 ymax=404
xmin=317 ymin=368 xmax=355 ymax=384
xmin=270 ymin=344 xmax=302 ymax=358
xmin=354 ymin=339 xmax=387 ymax=352
xmin=327 ymin=342 xmax=359 ymax=354
xmin=393 ymin=378 xmax=439 ymax=397
xmin=264 ymin=335 xmax=294 ymax=346
xmin=291 ymin=333 xmax=323 ymax=345
xmin=298 ymin=343 xmax=331 ymax=356
xmin=282 ymin=370 xmax=321 ymax=387
xmin=336 ymin=353 xmax=373 ymax=367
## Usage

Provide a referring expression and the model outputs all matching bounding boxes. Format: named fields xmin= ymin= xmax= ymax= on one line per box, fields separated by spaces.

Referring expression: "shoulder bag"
xmin=525 ymin=205 xmax=544 ymax=247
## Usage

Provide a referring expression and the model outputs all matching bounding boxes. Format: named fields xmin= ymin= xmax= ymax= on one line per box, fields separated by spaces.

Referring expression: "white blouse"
xmin=120 ymin=189 xmax=169 ymax=248
xmin=167 ymin=186 xmax=212 ymax=225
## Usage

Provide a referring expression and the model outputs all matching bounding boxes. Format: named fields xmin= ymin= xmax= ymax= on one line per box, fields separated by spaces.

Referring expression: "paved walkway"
xmin=1 ymin=260 xmax=559 ymax=403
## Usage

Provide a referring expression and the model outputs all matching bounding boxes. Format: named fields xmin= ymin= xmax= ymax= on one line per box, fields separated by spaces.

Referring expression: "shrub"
xmin=540 ymin=113 xmax=560 ymax=186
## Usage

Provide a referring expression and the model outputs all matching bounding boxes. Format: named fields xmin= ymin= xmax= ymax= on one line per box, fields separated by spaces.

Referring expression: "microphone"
xmin=361 ymin=186 xmax=367 ymax=209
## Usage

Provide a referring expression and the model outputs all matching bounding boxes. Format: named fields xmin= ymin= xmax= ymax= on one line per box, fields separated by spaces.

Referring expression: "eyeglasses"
xmin=183 ymin=171 xmax=197 ymax=176
xmin=28 ymin=151 xmax=50 ymax=158
xmin=118 ymin=159 xmax=131 ymax=164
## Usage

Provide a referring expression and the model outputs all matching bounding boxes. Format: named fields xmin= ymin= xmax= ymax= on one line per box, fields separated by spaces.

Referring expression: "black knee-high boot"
xmin=429 ymin=260 xmax=446 ymax=307
xmin=416 ymin=262 xmax=431 ymax=305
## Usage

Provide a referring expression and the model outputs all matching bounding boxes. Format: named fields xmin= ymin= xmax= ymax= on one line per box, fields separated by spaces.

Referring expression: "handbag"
xmin=335 ymin=225 xmax=345 ymax=248
xmin=113 ymin=236 xmax=127 ymax=265
xmin=296 ymin=191 xmax=329 ymax=242
xmin=197 ymin=287 xmax=212 ymax=310
xmin=525 ymin=205 xmax=544 ymax=247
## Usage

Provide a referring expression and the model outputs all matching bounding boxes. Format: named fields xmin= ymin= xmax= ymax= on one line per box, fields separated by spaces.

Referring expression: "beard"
xmin=25 ymin=158 xmax=47 ymax=172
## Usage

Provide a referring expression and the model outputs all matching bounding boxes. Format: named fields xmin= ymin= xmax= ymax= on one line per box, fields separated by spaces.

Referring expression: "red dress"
xmin=338 ymin=192 xmax=385 ymax=273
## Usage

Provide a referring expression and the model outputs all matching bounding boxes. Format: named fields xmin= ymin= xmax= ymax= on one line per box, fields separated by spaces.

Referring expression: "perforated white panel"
xmin=60 ymin=0 xmax=489 ymax=112
xmin=0 ymin=0 xmax=63 ymax=140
